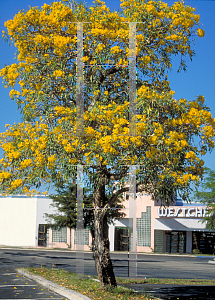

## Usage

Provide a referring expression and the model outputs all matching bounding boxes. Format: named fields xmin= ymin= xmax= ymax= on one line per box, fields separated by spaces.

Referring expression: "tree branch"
xmin=108 ymin=181 xmax=145 ymax=209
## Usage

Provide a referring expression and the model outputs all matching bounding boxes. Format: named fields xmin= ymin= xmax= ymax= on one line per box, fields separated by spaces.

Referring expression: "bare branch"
xmin=108 ymin=181 xmax=145 ymax=208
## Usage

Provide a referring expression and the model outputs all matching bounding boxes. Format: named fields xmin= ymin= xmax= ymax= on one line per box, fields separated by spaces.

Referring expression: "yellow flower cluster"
xmin=140 ymin=56 xmax=151 ymax=65
xmin=1 ymin=63 xmax=20 ymax=87
xmin=53 ymin=70 xmax=64 ymax=78
xmin=0 ymin=171 xmax=11 ymax=179
xmin=197 ymin=28 xmax=205 ymax=38
xmin=146 ymin=147 xmax=157 ymax=159
xmin=11 ymin=179 xmax=22 ymax=189
xmin=202 ymin=126 xmax=214 ymax=139
xmin=20 ymin=159 xmax=32 ymax=169
xmin=9 ymin=89 xmax=20 ymax=98
xmin=110 ymin=46 xmax=121 ymax=54
xmin=145 ymin=3 xmax=155 ymax=14
xmin=48 ymin=155 xmax=56 ymax=163
xmin=53 ymin=35 xmax=72 ymax=56
xmin=97 ymin=44 xmax=105 ymax=52
xmin=185 ymin=151 xmax=197 ymax=161
xmin=64 ymin=144 xmax=74 ymax=153
xmin=175 ymin=173 xmax=199 ymax=185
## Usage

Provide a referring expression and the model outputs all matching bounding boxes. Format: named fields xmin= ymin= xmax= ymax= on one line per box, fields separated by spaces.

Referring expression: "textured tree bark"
xmin=93 ymin=211 xmax=117 ymax=288
xmin=93 ymin=175 xmax=117 ymax=289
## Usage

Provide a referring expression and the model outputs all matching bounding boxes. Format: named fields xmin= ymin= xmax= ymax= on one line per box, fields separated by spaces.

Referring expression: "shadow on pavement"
xmin=119 ymin=284 xmax=215 ymax=300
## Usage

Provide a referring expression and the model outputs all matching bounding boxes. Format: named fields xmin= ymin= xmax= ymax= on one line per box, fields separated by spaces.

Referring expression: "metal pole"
xmin=128 ymin=228 xmax=129 ymax=277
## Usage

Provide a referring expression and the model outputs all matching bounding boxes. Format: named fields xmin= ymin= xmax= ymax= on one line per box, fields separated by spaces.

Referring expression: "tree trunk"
xmin=92 ymin=169 xmax=117 ymax=288
xmin=93 ymin=210 xmax=117 ymax=289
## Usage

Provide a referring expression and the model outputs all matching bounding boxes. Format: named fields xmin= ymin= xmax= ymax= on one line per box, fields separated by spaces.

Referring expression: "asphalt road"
xmin=0 ymin=248 xmax=214 ymax=280
xmin=0 ymin=266 xmax=67 ymax=300
xmin=120 ymin=283 xmax=215 ymax=300
xmin=0 ymin=249 xmax=215 ymax=300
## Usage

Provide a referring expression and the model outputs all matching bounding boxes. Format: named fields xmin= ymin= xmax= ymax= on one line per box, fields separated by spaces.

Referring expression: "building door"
xmin=38 ymin=224 xmax=49 ymax=247
xmin=165 ymin=231 xmax=186 ymax=253
xmin=114 ymin=227 xmax=129 ymax=251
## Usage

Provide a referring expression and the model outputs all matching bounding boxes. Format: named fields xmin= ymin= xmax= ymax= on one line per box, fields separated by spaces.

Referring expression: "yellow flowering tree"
xmin=1 ymin=0 xmax=215 ymax=288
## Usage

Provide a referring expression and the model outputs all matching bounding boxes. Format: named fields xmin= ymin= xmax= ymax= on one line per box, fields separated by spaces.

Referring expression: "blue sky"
xmin=0 ymin=0 xmax=215 ymax=174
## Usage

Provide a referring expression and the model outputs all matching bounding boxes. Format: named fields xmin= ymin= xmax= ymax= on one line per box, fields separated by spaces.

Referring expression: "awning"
xmin=154 ymin=218 xmax=207 ymax=231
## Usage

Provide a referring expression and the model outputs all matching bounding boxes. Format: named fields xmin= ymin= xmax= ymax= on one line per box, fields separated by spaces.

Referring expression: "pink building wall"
xmin=46 ymin=227 xmax=92 ymax=251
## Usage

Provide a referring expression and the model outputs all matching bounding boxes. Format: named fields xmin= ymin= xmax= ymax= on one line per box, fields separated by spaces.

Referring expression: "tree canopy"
xmin=0 ymin=0 xmax=215 ymax=288
xmin=0 ymin=0 xmax=213 ymax=201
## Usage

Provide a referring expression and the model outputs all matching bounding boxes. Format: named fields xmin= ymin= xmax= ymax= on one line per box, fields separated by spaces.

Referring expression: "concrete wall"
xmin=0 ymin=196 xmax=57 ymax=247
xmin=0 ymin=196 xmax=37 ymax=247
xmin=35 ymin=197 xmax=57 ymax=246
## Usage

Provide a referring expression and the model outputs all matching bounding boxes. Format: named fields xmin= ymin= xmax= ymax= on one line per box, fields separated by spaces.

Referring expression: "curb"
xmin=17 ymin=268 xmax=91 ymax=300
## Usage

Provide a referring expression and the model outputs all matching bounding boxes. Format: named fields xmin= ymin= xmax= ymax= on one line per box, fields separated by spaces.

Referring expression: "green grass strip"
xmin=27 ymin=267 xmax=153 ymax=300
xmin=27 ymin=267 xmax=215 ymax=300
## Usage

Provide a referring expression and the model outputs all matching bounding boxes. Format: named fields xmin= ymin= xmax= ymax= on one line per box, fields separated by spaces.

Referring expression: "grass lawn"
xmin=27 ymin=267 xmax=153 ymax=300
xmin=26 ymin=267 xmax=215 ymax=300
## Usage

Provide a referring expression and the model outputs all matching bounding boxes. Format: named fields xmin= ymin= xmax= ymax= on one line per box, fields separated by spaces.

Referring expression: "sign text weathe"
xmin=158 ymin=207 xmax=207 ymax=218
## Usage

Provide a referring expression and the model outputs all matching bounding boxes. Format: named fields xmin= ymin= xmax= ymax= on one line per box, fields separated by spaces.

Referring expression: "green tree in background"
xmin=194 ymin=167 xmax=215 ymax=230
xmin=46 ymin=183 xmax=125 ymax=247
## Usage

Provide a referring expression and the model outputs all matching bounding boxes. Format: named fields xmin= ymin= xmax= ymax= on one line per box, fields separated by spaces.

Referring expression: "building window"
xmin=137 ymin=206 xmax=151 ymax=247
xmin=38 ymin=224 xmax=49 ymax=247
xmin=74 ymin=228 xmax=89 ymax=245
xmin=192 ymin=232 xmax=215 ymax=255
xmin=52 ymin=227 xmax=67 ymax=243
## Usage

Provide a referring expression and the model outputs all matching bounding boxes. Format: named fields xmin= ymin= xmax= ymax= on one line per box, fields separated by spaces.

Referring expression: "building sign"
xmin=158 ymin=207 xmax=206 ymax=218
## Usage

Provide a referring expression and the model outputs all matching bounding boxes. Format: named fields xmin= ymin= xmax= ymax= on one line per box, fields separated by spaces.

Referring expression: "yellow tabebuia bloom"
xmin=11 ymin=179 xmax=22 ymax=189
xmin=0 ymin=0 xmax=213 ymax=204
xmin=197 ymin=28 xmax=205 ymax=37
xmin=53 ymin=70 xmax=64 ymax=78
